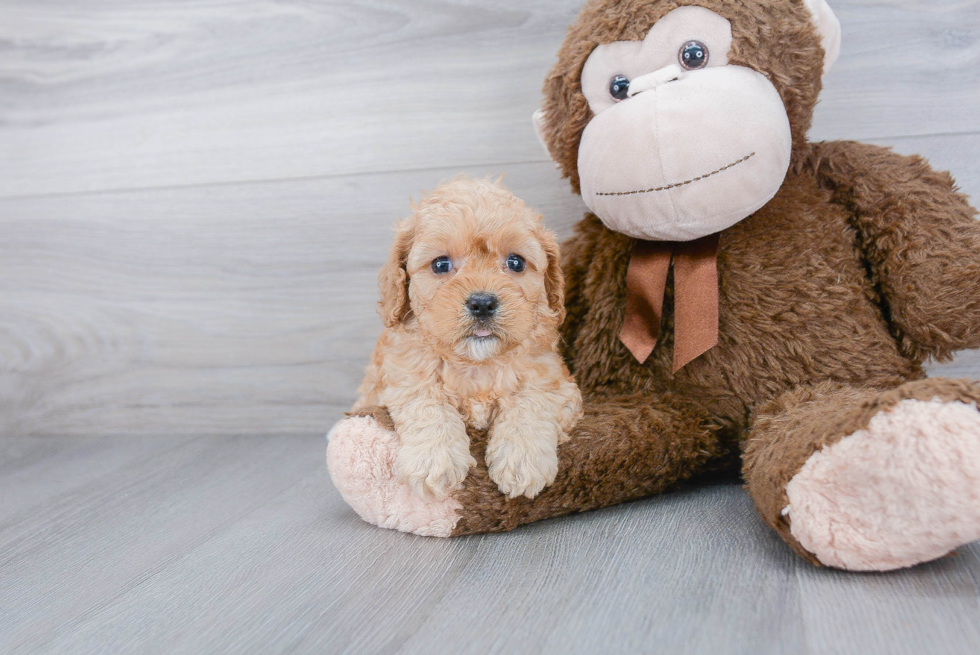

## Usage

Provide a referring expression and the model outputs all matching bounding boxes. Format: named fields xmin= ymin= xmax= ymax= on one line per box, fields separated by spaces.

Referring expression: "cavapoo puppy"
xmin=352 ymin=176 xmax=583 ymax=500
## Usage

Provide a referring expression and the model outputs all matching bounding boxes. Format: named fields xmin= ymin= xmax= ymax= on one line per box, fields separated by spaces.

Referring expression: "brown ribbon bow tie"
xmin=619 ymin=234 xmax=720 ymax=372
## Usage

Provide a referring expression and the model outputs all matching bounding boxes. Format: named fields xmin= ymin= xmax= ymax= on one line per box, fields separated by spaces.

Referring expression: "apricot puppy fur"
xmin=352 ymin=177 xmax=583 ymax=500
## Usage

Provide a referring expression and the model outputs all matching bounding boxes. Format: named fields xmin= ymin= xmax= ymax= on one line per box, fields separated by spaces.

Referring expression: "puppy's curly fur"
xmin=352 ymin=177 xmax=583 ymax=500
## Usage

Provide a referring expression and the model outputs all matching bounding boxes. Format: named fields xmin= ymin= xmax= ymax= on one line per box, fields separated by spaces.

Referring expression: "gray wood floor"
xmin=1 ymin=0 xmax=980 ymax=653
xmin=3 ymin=435 xmax=980 ymax=654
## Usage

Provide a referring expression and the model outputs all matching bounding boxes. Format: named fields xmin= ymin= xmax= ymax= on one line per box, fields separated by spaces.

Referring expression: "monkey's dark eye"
xmin=609 ymin=75 xmax=630 ymax=101
xmin=679 ymin=40 xmax=709 ymax=70
xmin=431 ymin=256 xmax=453 ymax=274
xmin=506 ymin=254 xmax=525 ymax=273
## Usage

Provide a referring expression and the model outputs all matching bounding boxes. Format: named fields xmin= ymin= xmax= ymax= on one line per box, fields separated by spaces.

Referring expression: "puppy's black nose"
xmin=466 ymin=293 xmax=499 ymax=318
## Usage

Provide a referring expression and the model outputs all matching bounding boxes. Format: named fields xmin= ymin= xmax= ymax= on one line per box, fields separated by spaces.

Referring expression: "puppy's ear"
xmin=378 ymin=218 xmax=414 ymax=328
xmin=538 ymin=226 xmax=566 ymax=324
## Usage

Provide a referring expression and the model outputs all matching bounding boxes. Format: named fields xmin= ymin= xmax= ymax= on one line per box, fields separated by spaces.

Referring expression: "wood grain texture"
xmin=0 ymin=0 xmax=977 ymax=198
xmin=2 ymin=143 xmax=976 ymax=436
xmin=2 ymin=436 xmax=980 ymax=654
xmin=1 ymin=0 xmax=978 ymax=437
xmin=0 ymin=0 xmax=581 ymax=197
xmin=1 ymin=2 xmax=980 ymax=651
xmin=809 ymin=0 xmax=980 ymax=142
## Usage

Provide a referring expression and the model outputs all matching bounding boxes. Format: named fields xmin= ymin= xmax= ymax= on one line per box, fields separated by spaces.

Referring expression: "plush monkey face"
xmin=577 ymin=6 xmax=792 ymax=241
xmin=536 ymin=0 xmax=841 ymax=242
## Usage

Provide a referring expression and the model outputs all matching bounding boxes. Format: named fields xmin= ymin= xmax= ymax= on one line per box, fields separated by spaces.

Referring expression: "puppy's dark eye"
xmin=679 ymin=40 xmax=709 ymax=70
xmin=506 ymin=254 xmax=525 ymax=273
xmin=431 ymin=256 xmax=453 ymax=274
xmin=609 ymin=75 xmax=630 ymax=101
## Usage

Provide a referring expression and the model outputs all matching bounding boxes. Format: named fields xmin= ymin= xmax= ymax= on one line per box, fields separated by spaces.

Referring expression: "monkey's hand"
xmin=812 ymin=140 xmax=980 ymax=360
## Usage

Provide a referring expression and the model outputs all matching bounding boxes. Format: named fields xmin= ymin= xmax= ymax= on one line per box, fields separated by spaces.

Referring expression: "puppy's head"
xmin=379 ymin=176 xmax=564 ymax=362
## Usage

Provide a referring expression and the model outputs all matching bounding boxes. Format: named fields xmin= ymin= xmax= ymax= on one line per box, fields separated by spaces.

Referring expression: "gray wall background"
xmin=1 ymin=0 xmax=978 ymax=438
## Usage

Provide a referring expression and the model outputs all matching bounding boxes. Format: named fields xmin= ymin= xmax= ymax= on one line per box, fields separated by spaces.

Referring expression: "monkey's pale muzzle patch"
xmin=577 ymin=65 xmax=792 ymax=242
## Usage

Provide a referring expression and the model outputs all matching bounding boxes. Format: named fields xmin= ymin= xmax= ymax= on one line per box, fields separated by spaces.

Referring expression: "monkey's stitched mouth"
xmin=596 ymin=152 xmax=756 ymax=197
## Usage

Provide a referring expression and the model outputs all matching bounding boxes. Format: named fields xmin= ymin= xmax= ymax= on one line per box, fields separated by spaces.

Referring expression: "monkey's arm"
xmin=810 ymin=140 xmax=980 ymax=363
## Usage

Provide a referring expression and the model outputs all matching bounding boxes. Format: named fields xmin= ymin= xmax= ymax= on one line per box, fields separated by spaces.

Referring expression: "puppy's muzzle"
xmin=466 ymin=292 xmax=499 ymax=319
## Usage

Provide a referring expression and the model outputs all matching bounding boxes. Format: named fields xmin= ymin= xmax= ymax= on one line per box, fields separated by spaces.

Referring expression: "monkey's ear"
xmin=532 ymin=109 xmax=557 ymax=164
xmin=804 ymin=0 xmax=842 ymax=75
xmin=538 ymin=225 xmax=566 ymax=324
xmin=378 ymin=219 xmax=414 ymax=328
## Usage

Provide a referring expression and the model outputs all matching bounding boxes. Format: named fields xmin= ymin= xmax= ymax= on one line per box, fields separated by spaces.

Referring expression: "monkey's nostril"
xmin=466 ymin=293 xmax=499 ymax=317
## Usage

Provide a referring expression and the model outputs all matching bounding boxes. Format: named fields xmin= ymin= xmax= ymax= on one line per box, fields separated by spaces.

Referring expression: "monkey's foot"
xmin=327 ymin=415 xmax=461 ymax=537
xmin=784 ymin=398 xmax=980 ymax=571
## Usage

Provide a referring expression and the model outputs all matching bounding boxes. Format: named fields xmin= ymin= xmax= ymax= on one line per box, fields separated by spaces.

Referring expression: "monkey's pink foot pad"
xmin=327 ymin=416 xmax=461 ymax=537
xmin=785 ymin=398 xmax=980 ymax=571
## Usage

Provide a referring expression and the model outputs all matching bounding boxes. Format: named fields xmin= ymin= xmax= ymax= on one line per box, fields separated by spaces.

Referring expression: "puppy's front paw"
xmin=395 ymin=435 xmax=476 ymax=499
xmin=486 ymin=422 xmax=560 ymax=500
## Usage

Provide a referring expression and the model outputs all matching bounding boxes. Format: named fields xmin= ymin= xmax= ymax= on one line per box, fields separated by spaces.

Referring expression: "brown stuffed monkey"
xmin=328 ymin=0 xmax=980 ymax=571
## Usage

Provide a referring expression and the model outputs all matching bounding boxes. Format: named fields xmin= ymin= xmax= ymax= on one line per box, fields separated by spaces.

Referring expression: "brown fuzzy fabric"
xmin=453 ymin=391 xmax=736 ymax=534
xmin=808 ymin=141 xmax=980 ymax=363
xmin=337 ymin=1 xmax=980 ymax=565
xmin=346 ymin=405 xmax=396 ymax=431
xmin=448 ymin=148 xmax=980 ymax=548
xmin=560 ymin=171 xmax=924 ymax=412
xmin=440 ymin=0 xmax=980 ymax=560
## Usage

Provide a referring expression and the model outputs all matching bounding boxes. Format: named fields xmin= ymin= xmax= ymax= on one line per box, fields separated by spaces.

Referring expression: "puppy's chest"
xmin=442 ymin=366 xmax=519 ymax=430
